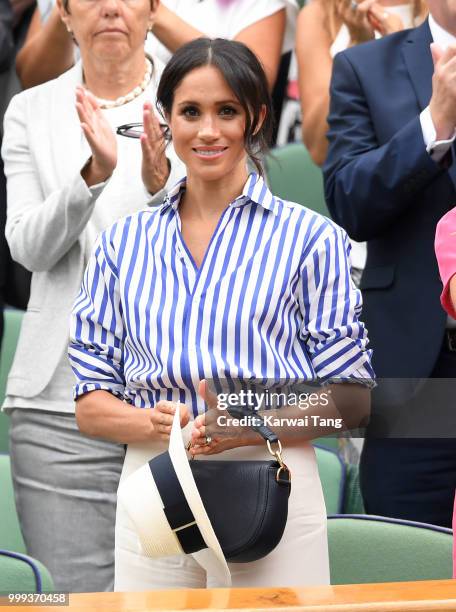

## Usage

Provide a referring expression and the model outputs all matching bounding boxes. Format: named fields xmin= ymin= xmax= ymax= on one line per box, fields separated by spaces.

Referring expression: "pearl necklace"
xmin=94 ymin=57 xmax=153 ymax=110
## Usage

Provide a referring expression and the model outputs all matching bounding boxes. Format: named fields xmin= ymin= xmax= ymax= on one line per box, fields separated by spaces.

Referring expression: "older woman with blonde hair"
xmin=2 ymin=0 xmax=183 ymax=593
xmin=17 ymin=0 xmax=298 ymax=92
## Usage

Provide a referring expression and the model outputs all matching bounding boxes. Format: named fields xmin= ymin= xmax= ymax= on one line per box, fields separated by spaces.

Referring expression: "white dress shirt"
xmin=420 ymin=15 xmax=456 ymax=161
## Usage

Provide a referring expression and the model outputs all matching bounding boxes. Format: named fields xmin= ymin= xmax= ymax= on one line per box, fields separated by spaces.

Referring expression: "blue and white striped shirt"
xmin=69 ymin=174 xmax=374 ymax=417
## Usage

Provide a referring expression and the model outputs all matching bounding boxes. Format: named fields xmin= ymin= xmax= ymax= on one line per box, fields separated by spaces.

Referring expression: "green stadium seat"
xmin=265 ymin=143 xmax=329 ymax=216
xmin=0 ymin=454 xmax=26 ymax=554
xmin=314 ymin=445 xmax=345 ymax=515
xmin=312 ymin=436 xmax=339 ymax=451
xmin=343 ymin=462 xmax=365 ymax=514
xmin=328 ymin=515 xmax=453 ymax=584
xmin=0 ymin=550 xmax=54 ymax=593
xmin=0 ymin=309 xmax=24 ymax=453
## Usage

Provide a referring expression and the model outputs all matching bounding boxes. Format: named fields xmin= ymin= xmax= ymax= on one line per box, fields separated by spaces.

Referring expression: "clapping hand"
xmin=367 ymin=3 xmax=404 ymax=36
xmin=76 ymin=85 xmax=117 ymax=186
xmin=429 ymin=43 xmax=456 ymax=141
xmin=337 ymin=0 xmax=404 ymax=45
xmin=141 ymin=101 xmax=170 ymax=195
xmin=337 ymin=0 xmax=376 ymax=45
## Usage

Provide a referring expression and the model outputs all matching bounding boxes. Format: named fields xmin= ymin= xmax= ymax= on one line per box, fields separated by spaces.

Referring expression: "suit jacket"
xmin=1 ymin=62 xmax=182 ymax=400
xmin=435 ymin=206 xmax=456 ymax=319
xmin=323 ymin=20 xmax=456 ymax=379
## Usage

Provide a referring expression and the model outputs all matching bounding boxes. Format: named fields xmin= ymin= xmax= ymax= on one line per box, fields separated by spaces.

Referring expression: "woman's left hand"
xmin=367 ymin=3 xmax=404 ymax=36
xmin=189 ymin=380 xmax=253 ymax=456
xmin=141 ymin=101 xmax=170 ymax=194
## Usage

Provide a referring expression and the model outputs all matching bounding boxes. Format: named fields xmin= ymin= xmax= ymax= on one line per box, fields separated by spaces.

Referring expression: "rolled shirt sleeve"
xmin=299 ymin=220 xmax=374 ymax=383
xmin=69 ymin=228 xmax=126 ymax=400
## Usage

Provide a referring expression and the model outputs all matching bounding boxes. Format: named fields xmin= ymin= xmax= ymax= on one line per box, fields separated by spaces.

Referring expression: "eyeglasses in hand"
xmin=116 ymin=122 xmax=169 ymax=139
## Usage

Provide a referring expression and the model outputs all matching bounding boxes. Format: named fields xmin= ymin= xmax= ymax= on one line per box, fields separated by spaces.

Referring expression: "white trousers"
xmin=115 ymin=436 xmax=330 ymax=591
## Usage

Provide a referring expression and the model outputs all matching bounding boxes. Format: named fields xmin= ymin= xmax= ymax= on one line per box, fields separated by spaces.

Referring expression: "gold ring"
xmin=205 ymin=435 xmax=212 ymax=445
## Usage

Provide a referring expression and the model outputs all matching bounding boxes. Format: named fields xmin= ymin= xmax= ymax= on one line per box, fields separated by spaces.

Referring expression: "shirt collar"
xmin=159 ymin=173 xmax=279 ymax=216
xmin=159 ymin=177 xmax=186 ymax=214
xmin=429 ymin=14 xmax=456 ymax=50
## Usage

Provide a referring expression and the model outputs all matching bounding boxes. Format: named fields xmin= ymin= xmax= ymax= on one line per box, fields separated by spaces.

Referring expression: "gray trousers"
xmin=9 ymin=409 xmax=124 ymax=592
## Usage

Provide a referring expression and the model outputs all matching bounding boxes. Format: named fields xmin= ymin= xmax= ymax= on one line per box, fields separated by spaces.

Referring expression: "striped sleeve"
xmin=299 ymin=220 xmax=375 ymax=382
xmin=68 ymin=230 xmax=126 ymax=400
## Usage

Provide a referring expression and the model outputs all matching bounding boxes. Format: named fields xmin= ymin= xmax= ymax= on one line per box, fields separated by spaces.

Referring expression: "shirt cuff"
xmin=147 ymin=187 xmax=167 ymax=207
xmin=87 ymin=181 xmax=107 ymax=198
xmin=420 ymin=106 xmax=456 ymax=163
xmin=80 ymin=157 xmax=110 ymax=197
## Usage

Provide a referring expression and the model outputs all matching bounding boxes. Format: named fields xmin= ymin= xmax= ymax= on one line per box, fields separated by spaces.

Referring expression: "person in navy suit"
xmin=324 ymin=1 xmax=456 ymax=527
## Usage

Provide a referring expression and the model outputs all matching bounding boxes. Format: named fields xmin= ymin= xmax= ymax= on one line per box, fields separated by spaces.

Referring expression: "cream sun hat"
xmin=117 ymin=407 xmax=231 ymax=587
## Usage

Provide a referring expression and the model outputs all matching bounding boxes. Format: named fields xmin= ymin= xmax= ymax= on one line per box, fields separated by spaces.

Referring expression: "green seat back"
xmin=0 ymin=455 xmax=26 ymax=553
xmin=343 ymin=462 xmax=365 ymax=514
xmin=0 ymin=309 xmax=24 ymax=453
xmin=328 ymin=516 xmax=453 ymax=584
xmin=313 ymin=437 xmax=339 ymax=451
xmin=314 ymin=446 xmax=345 ymax=515
xmin=0 ymin=550 xmax=54 ymax=593
xmin=265 ymin=143 xmax=328 ymax=216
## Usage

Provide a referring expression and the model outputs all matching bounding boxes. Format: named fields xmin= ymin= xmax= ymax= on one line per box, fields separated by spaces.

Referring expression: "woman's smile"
xmin=192 ymin=145 xmax=229 ymax=159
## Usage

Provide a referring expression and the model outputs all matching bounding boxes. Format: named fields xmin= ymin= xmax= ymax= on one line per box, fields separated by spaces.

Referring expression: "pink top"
xmin=435 ymin=207 xmax=456 ymax=319
xmin=453 ymin=493 xmax=456 ymax=578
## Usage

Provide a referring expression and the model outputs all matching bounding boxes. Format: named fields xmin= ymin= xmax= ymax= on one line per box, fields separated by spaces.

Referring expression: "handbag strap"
xmin=226 ymin=405 xmax=291 ymax=485
xmin=226 ymin=405 xmax=278 ymax=444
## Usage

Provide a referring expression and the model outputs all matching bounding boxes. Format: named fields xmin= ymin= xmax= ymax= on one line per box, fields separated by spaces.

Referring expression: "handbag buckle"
xmin=267 ymin=439 xmax=291 ymax=484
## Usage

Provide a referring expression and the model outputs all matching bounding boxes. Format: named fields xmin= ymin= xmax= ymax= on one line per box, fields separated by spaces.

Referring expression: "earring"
xmin=65 ymin=25 xmax=77 ymax=43
xmin=145 ymin=25 xmax=153 ymax=40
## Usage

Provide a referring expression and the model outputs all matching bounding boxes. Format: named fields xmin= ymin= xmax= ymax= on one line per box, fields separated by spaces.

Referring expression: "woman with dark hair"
xmin=69 ymin=38 xmax=374 ymax=590
xmin=2 ymin=0 xmax=183 ymax=593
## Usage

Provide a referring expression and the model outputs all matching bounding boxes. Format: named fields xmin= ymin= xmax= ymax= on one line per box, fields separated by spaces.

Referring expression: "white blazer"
xmin=1 ymin=62 xmax=183 ymax=400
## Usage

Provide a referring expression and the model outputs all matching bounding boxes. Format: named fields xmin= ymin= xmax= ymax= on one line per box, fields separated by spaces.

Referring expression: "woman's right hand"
xmin=76 ymin=85 xmax=117 ymax=186
xmin=149 ymin=400 xmax=191 ymax=441
xmin=336 ymin=0 xmax=376 ymax=45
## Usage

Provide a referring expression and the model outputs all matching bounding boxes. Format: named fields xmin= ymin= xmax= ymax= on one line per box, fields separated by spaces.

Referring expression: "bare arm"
xmin=15 ymin=6 xmax=74 ymax=89
xmin=76 ymin=390 xmax=191 ymax=443
xmin=76 ymin=390 xmax=156 ymax=443
xmin=152 ymin=5 xmax=286 ymax=90
xmin=235 ymin=10 xmax=286 ymax=91
xmin=296 ymin=0 xmax=334 ymax=167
